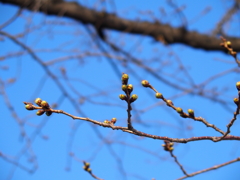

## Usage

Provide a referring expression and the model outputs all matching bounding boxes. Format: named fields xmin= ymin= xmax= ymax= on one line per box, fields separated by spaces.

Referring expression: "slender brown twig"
xmin=177 ymin=157 xmax=240 ymax=180
xmin=23 ymin=102 xmax=240 ymax=143
xmin=170 ymin=151 xmax=188 ymax=176
xmin=142 ymin=81 xmax=225 ymax=135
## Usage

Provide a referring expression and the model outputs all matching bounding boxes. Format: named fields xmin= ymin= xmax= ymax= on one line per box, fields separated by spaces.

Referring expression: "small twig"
xmin=0 ymin=8 xmax=22 ymax=29
xmin=212 ymin=2 xmax=239 ymax=36
xmin=0 ymin=30 xmax=84 ymax=116
xmin=214 ymin=90 xmax=240 ymax=142
xmin=170 ymin=151 xmax=188 ymax=176
xmin=81 ymin=160 xmax=104 ymax=180
xmin=142 ymin=81 xmax=225 ymax=135
xmin=162 ymin=140 xmax=189 ymax=176
xmin=177 ymin=157 xmax=240 ymax=180
xmin=0 ymin=151 xmax=33 ymax=172
xmin=220 ymin=36 xmax=240 ymax=67
xmin=120 ymin=73 xmax=138 ymax=130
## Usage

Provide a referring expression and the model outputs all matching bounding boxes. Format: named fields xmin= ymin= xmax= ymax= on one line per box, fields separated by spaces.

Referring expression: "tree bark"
xmin=1 ymin=0 xmax=240 ymax=52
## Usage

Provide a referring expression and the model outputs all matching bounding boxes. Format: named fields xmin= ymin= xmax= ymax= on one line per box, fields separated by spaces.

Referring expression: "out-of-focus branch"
xmin=212 ymin=1 xmax=239 ymax=36
xmin=0 ymin=8 xmax=22 ymax=29
xmin=1 ymin=0 xmax=240 ymax=52
xmin=0 ymin=30 xmax=84 ymax=115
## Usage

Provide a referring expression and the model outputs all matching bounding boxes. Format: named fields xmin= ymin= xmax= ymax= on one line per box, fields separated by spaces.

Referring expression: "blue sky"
xmin=0 ymin=0 xmax=240 ymax=180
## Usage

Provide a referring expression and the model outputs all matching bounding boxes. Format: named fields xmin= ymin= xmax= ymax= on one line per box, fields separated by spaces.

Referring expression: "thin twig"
xmin=147 ymin=83 xmax=225 ymax=135
xmin=177 ymin=157 xmax=240 ymax=180
xmin=170 ymin=151 xmax=188 ymax=176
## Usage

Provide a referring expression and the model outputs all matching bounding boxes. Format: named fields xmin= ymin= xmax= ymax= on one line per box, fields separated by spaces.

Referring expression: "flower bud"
xmin=176 ymin=107 xmax=183 ymax=114
xmin=36 ymin=110 xmax=45 ymax=116
xmin=25 ymin=104 xmax=34 ymax=110
xmin=122 ymin=85 xmax=127 ymax=91
xmin=127 ymin=84 xmax=133 ymax=93
xmin=226 ymin=41 xmax=231 ymax=48
xmin=83 ymin=165 xmax=91 ymax=172
xmin=104 ymin=120 xmax=110 ymax=124
xmin=111 ymin=118 xmax=117 ymax=124
xmin=130 ymin=94 xmax=138 ymax=103
xmin=122 ymin=73 xmax=129 ymax=80
xmin=121 ymin=73 xmax=129 ymax=85
xmin=84 ymin=162 xmax=90 ymax=168
xmin=188 ymin=109 xmax=194 ymax=117
xmin=236 ymin=81 xmax=240 ymax=91
xmin=234 ymin=98 xmax=239 ymax=105
xmin=141 ymin=80 xmax=150 ymax=87
xmin=162 ymin=141 xmax=174 ymax=151
xmin=166 ymin=100 xmax=173 ymax=106
xmin=119 ymin=94 xmax=127 ymax=100
xmin=41 ymin=100 xmax=50 ymax=109
xmin=155 ymin=93 xmax=163 ymax=99
xmin=35 ymin=98 xmax=42 ymax=106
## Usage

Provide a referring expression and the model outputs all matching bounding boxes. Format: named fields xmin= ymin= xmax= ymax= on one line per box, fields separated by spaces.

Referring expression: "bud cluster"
xmin=83 ymin=161 xmax=91 ymax=173
xmin=25 ymin=98 xmax=53 ymax=117
xmin=104 ymin=117 xmax=117 ymax=124
xmin=162 ymin=140 xmax=174 ymax=151
xmin=119 ymin=73 xmax=138 ymax=103
xmin=234 ymin=82 xmax=240 ymax=108
xmin=220 ymin=38 xmax=237 ymax=58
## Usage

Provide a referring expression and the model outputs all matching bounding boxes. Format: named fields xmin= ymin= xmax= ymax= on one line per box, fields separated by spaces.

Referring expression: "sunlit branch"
xmin=177 ymin=157 xmax=240 ymax=180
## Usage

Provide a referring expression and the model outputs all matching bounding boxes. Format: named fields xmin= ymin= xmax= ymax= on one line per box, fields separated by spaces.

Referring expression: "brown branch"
xmin=212 ymin=2 xmax=239 ymax=36
xmin=81 ymin=160 xmax=104 ymax=180
xmin=70 ymin=154 xmax=104 ymax=180
xmin=0 ymin=8 xmax=22 ymax=29
xmin=170 ymin=151 xmax=188 ymax=176
xmin=220 ymin=36 xmax=240 ymax=67
xmin=104 ymin=40 xmax=236 ymax=107
xmin=1 ymin=0 xmax=240 ymax=52
xmin=23 ymin=102 xmax=240 ymax=143
xmin=141 ymin=80 xmax=225 ymax=135
xmin=177 ymin=157 xmax=240 ymax=180
xmin=162 ymin=140 xmax=189 ymax=176
xmin=214 ymin=90 xmax=240 ymax=142
xmin=0 ymin=151 xmax=34 ymax=172
xmin=0 ymin=30 xmax=84 ymax=115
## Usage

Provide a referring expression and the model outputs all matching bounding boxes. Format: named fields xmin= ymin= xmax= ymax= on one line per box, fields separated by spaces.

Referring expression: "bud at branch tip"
xmin=141 ymin=80 xmax=150 ymax=87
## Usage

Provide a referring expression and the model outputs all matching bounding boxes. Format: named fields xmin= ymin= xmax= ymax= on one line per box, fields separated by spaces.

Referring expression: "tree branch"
xmin=1 ymin=0 xmax=240 ymax=52
xmin=23 ymin=102 xmax=240 ymax=143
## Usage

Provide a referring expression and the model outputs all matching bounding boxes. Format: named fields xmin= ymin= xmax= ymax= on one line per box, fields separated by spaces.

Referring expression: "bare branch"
xmin=177 ymin=157 xmax=240 ymax=180
xmin=1 ymin=0 xmax=240 ymax=52
xmin=23 ymin=102 xmax=240 ymax=143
